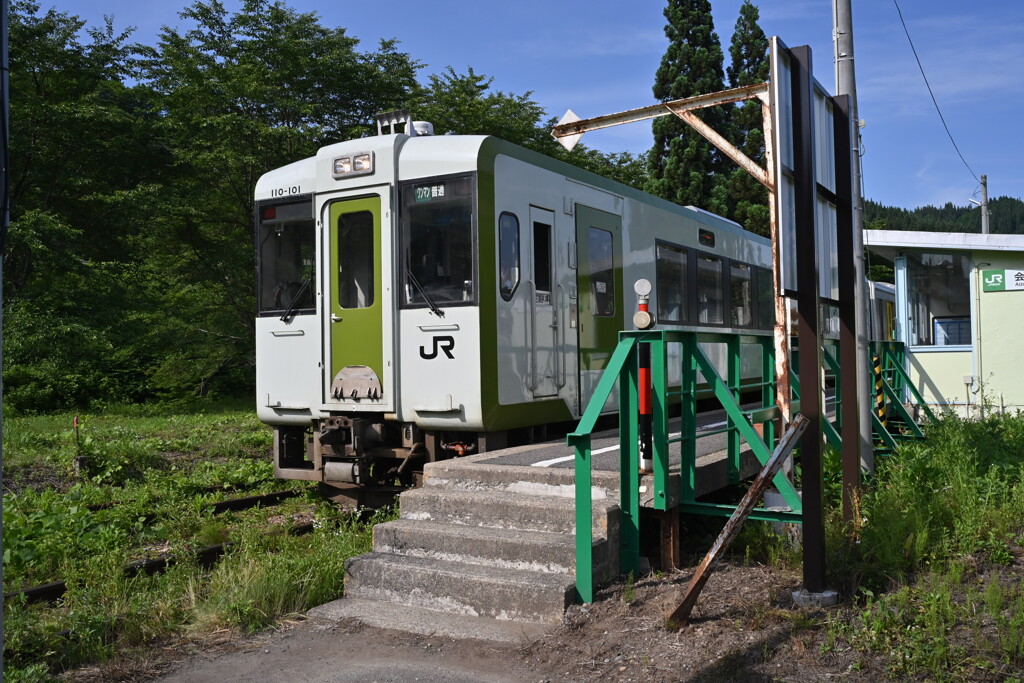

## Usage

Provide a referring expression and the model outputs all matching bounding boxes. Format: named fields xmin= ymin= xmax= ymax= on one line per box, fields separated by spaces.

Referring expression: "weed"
xmin=623 ymin=571 xmax=635 ymax=604
xmin=2 ymin=406 xmax=376 ymax=677
xmin=822 ymin=412 xmax=1024 ymax=679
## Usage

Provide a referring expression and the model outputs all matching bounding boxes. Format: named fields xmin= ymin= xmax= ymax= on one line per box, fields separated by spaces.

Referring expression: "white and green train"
xmin=255 ymin=114 xmax=775 ymax=487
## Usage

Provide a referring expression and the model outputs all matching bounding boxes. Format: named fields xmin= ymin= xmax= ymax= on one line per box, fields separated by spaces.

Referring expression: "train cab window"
xmin=256 ymin=197 xmax=315 ymax=316
xmin=656 ymin=243 xmax=688 ymax=323
xmin=498 ymin=212 xmax=519 ymax=301
xmin=587 ymin=227 xmax=615 ymax=316
xmin=696 ymin=254 xmax=724 ymax=324
xmin=730 ymin=262 xmax=753 ymax=327
xmin=400 ymin=175 xmax=476 ymax=308
xmin=755 ymin=266 xmax=775 ymax=329
xmin=337 ymin=210 xmax=374 ymax=308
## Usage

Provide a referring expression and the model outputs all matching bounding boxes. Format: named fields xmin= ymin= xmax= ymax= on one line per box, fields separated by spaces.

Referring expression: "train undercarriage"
xmin=272 ymin=416 xmax=558 ymax=504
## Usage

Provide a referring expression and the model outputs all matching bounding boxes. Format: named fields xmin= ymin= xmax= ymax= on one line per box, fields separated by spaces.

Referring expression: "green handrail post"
xmin=680 ymin=332 xmax=698 ymax=506
xmin=619 ymin=336 xmax=640 ymax=577
xmin=569 ymin=433 xmax=593 ymax=603
xmin=650 ymin=332 xmax=670 ymax=511
xmin=568 ymin=336 xmax=637 ymax=604
xmin=726 ymin=334 xmax=742 ymax=485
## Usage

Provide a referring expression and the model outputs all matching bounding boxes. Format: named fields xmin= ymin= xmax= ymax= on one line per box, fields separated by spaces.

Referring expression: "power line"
xmin=892 ymin=0 xmax=979 ymax=184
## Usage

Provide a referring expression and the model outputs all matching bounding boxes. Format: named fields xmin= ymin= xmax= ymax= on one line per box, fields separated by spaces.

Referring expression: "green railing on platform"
xmin=566 ymin=330 xmax=800 ymax=603
xmin=869 ymin=340 xmax=935 ymax=452
xmin=566 ymin=334 xmax=933 ymax=603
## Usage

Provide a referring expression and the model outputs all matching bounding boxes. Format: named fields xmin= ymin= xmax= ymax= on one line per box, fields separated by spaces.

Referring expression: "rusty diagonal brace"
xmin=551 ymin=83 xmax=771 ymax=191
xmin=666 ymin=412 xmax=810 ymax=628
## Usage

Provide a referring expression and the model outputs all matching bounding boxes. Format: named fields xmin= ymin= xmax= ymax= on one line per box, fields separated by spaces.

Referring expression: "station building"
xmin=865 ymin=230 xmax=1024 ymax=415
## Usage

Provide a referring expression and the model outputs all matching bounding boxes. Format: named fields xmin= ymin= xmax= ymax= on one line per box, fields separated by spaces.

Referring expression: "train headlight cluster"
xmin=333 ymin=152 xmax=374 ymax=179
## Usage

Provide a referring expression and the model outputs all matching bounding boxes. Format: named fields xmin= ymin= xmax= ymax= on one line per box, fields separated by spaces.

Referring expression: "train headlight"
xmin=352 ymin=153 xmax=372 ymax=173
xmin=332 ymin=152 xmax=374 ymax=179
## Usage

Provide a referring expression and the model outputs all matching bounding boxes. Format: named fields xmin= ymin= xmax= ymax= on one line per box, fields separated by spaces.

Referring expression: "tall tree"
xmin=408 ymin=67 xmax=649 ymax=190
xmin=647 ymin=0 xmax=728 ymax=213
xmin=136 ymin=0 xmax=420 ymax=398
xmin=725 ymin=0 xmax=770 ymax=236
xmin=3 ymin=1 xmax=164 ymax=410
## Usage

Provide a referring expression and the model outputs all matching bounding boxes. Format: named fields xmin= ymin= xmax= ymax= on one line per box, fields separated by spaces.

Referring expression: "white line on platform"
xmin=531 ymin=431 xmax=683 ymax=467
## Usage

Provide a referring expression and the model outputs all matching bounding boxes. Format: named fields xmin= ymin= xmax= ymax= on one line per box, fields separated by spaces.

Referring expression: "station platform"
xmin=468 ymin=403 xmax=764 ymax=508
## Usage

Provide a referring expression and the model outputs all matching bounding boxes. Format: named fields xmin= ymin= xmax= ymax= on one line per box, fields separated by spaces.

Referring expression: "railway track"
xmin=4 ymin=488 xmax=324 ymax=605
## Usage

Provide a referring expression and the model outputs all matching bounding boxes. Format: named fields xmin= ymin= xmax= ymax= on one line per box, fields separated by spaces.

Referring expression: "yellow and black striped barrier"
xmin=873 ymin=354 xmax=887 ymax=428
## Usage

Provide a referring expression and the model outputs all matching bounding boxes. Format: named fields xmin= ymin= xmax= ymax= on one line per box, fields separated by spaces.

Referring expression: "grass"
xmin=2 ymin=405 xmax=392 ymax=681
xmin=819 ymin=409 xmax=1024 ymax=680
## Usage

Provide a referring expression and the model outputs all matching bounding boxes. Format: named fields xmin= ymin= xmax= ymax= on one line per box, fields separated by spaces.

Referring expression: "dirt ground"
xmin=68 ymin=561 xmax=888 ymax=683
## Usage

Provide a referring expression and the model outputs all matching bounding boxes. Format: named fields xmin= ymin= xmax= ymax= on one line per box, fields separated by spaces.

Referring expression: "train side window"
xmin=533 ymin=221 xmax=552 ymax=295
xmin=498 ymin=212 xmax=519 ymax=301
xmin=588 ymin=227 xmax=615 ymax=316
xmin=696 ymin=254 xmax=724 ymax=325
xmin=730 ymin=262 xmax=753 ymax=327
xmin=755 ymin=266 xmax=775 ymax=329
xmin=656 ymin=243 xmax=687 ymax=323
xmin=337 ymin=210 xmax=375 ymax=309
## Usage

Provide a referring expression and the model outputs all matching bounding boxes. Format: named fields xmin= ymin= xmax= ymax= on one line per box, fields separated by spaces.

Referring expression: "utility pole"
xmin=833 ymin=0 xmax=874 ymax=475
xmin=981 ymin=174 xmax=990 ymax=234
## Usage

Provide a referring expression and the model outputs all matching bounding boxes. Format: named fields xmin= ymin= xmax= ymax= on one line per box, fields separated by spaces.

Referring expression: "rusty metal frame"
xmin=551 ymin=77 xmax=793 ymax=429
xmin=552 ymin=38 xmax=861 ymax=595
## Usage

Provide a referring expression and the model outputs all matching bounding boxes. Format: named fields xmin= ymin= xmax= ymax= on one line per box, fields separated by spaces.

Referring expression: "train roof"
xmin=256 ymin=132 xmax=770 ymax=245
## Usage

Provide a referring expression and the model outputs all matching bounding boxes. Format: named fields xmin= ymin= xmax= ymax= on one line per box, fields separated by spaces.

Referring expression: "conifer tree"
xmin=726 ymin=0 xmax=770 ymax=236
xmin=647 ymin=0 xmax=728 ymax=213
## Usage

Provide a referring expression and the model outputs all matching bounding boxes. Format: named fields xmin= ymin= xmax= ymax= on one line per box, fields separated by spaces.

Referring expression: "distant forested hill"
xmin=864 ymin=197 xmax=1024 ymax=234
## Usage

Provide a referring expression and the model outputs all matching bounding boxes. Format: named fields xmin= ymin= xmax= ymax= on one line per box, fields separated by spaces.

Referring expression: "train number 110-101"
xmin=271 ymin=186 xmax=302 ymax=198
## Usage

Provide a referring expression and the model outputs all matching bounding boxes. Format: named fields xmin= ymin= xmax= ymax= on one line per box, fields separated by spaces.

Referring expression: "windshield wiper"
xmin=279 ymin=276 xmax=312 ymax=323
xmin=406 ymin=268 xmax=445 ymax=318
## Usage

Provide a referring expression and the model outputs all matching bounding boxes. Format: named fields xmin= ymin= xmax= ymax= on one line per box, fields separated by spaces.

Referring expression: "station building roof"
xmin=865 ymin=229 xmax=1024 ymax=261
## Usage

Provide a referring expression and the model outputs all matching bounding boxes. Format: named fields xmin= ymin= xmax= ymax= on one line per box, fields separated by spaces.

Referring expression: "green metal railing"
xmin=566 ymin=330 xmax=800 ymax=603
xmin=566 ymin=333 xmax=935 ymax=603
xmin=869 ymin=340 xmax=935 ymax=451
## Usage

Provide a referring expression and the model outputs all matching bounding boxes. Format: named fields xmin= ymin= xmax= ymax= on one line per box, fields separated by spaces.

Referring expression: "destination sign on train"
xmin=414 ymin=183 xmax=446 ymax=203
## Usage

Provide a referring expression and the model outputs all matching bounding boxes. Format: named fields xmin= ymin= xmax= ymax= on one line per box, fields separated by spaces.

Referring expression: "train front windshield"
xmin=400 ymin=175 xmax=476 ymax=309
xmin=256 ymin=197 xmax=316 ymax=315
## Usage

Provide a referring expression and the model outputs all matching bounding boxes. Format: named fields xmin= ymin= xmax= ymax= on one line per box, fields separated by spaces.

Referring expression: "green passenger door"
xmin=328 ymin=196 xmax=386 ymax=405
xmin=575 ymin=204 xmax=622 ymax=408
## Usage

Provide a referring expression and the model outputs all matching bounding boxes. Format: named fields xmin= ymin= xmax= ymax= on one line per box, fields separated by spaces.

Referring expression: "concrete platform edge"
xmin=307 ymin=597 xmax=552 ymax=644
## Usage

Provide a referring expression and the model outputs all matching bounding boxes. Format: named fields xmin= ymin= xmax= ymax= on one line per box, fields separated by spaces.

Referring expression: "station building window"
xmin=656 ymin=243 xmax=688 ymax=323
xmin=907 ymin=252 xmax=972 ymax=347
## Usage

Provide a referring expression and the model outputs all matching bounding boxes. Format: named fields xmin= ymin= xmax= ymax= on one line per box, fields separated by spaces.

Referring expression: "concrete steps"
xmin=344 ymin=553 xmax=577 ymax=623
xmin=341 ymin=456 xmax=621 ymax=627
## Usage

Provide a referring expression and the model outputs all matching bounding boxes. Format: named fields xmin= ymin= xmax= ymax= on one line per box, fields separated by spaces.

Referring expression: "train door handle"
xmin=331 ymin=314 xmax=343 ymax=323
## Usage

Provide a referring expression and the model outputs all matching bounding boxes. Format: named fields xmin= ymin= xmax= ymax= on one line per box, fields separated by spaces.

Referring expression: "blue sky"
xmin=51 ymin=0 xmax=1024 ymax=210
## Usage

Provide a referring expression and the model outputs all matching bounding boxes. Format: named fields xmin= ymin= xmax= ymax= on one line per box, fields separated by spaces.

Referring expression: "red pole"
xmin=637 ymin=298 xmax=653 ymax=474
